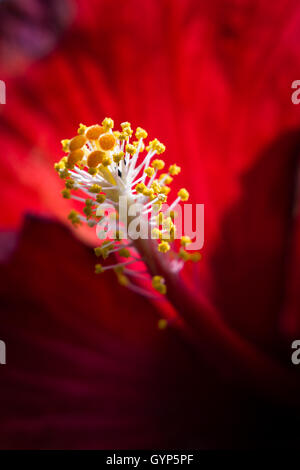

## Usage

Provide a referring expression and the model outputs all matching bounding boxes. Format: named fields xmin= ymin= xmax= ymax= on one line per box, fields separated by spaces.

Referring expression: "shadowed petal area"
xmin=0 ymin=216 xmax=300 ymax=449
xmin=0 ymin=215 xmax=192 ymax=448
xmin=0 ymin=0 xmax=73 ymax=76
xmin=209 ymin=130 xmax=300 ymax=349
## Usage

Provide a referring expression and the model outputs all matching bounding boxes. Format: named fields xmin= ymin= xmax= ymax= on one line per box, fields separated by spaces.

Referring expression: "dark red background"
xmin=0 ymin=0 xmax=299 ymax=449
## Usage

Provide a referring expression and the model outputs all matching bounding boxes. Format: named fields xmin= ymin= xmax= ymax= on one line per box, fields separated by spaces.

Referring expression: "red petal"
xmin=0 ymin=215 xmax=194 ymax=448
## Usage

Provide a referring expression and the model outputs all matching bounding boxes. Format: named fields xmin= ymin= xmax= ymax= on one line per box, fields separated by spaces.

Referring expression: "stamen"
xmin=55 ymin=118 xmax=201 ymax=298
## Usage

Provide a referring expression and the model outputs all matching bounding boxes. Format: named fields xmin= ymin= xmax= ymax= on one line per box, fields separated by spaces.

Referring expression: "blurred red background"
xmin=0 ymin=0 xmax=299 ymax=449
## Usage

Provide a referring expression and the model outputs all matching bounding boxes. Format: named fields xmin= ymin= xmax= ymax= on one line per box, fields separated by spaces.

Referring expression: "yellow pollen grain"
xmin=86 ymin=125 xmax=104 ymax=140
xmin=99 ymin=133 xmax=116 ymax=151
xmin=158 ymin=319 xmax=168 ymax=329
xmin=67 ymin=149 xmax=84 ymax=167
xmin=169 ymin=164 xmax=181 ymax=176
xmin=96 ymin=194 xmax=106 ymax=204
xmin=89 ymin=184 xmax=102 ymax=193
xmin=158 ymin=241 xmax=170 ymax=253
xmin=178 ymin=188 xmax=189 ymax=201
xmin=61 ymin=139 xmax=70 ymax=152
xmin=87 ymin=150 xmax=105 ymax=168
xmin=102 ymin=117 xmax=114 ymax=131
xmin=151 ymin=159 xmax=165 ymax=170
xmin=135 ymin=127 xmax=148 ymax=139
xmin=145 ymin=167 xmax=155 ymax=177
xmin=77 ymin=123 xmax=87 ymax=135
xmin=69 ymin=135 xmax=87 ymax=151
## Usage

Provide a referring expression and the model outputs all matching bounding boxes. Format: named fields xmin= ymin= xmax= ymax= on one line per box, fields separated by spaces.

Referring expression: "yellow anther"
xmin=148 ymin=192 xmax=157 ymax=201
xmin=121 ymin=122 xmax=133 ymax=137
xmin=59 ymin=169 xmax=69 ymax=179
xmin=69 ymin=135 xmax=87 ymax=151
xmin=54 ymin=162 xmax=64 ymax=172
xmin=89 ymin=184 xmax=102 ymax=193
xmin=67 ymin=149 xmax=84 ymax=168
xmin=99 ymin=133 xmax=116 ymax=151
xmin=87 ymin=150 xmax=105 ymax=168
xmin=88 ymin=167 xmax=98 ymax=176
xmin=151 ymin=159 xmax=165 ymax=170
xmin=152 ymin=276 xmax=167 ymax=295
xmin=113 ymin=151 xmax=124 ymax=163
xmin=121 ymin=121 xmax=131 ymax=129
xmin=117 ymin=273 xmax=129 ymax=286
xmin=61 ymin=189 xmax=71 ymax=199
xmin=61 ymin=139 xmax=70 ymax=152
xmin=147 ymin=139 xmax=165 ymax=154
xmin=181 ymin=236 xmax=191 ymax=246
xmin=125 ymin=144 xmax=136 ymax=155
xmin=156 ymin=142 xmax=165 ymax=154
xmin=68 ymin=210 xmax=81 ymax=226
xmin=190 ymin=252 xmax=202 ymax=262
xmin=145 ymin=167 xmax=155 ymax=177
xmin=169 ymin=164 xmax=181 ymax=176
xmin=143 ymin=188 xmax=154 ymax=198
xmin=159 ymin=173 xmax=173 ymax=185
xmin=101 ymin=247 xmax=111 ymax=259
xmin=95 ymin=264 xmax=104 ymax=274
xmin=179 ymin=248 xmax=190 ymax=261
xmin=96 ymin=194 xmax=106 ymax=204
xmin=95 ymin=241 xmax=113 ymax=259
xmin=101 ymin=156 xmax=112 ymax=167
xmin=119 ymin=248 xmax=130 ymax=258
xmin=160 ymin=186 xmax=171 ymax=195
xmin=113 ymin=130 xmax=121 ymax=139
xmin=155 ymin=284 xmax=167 ymax=294
xmin=118 ymin=132 xmax=127 ymax=141
xmin=65 ymin=179 xmax=74 ymax=189
xmin=94 ymin=247 xmax=102 ymax=257
xmin=86 ymin=124 xmax=104 ymax=140
xmin=158 ymin=241 xmax=170 ymax=253
xmin=152 ymin=275 xmax=163 ymax=285
xmin=102 ymin=117 xmax=114 ymax=131
xmin=135 ymin=127 xmax=148 ymax=139
xmin=77 ymin=123 xmax=87 ymax=135
xmin=178 ymin=188 xmax=189 ymax=201
xmin=83 ymin=205 xmax=93 ymax=219
xmin=158 ymin=319 xmax=168 ymax=329
xmin=151 ymin=180 xmax=161 ymax=193
xmin=152 ymin=228 xmax=162 ymax=239
xmin=135 ymin=182 xmax=146 ymax=193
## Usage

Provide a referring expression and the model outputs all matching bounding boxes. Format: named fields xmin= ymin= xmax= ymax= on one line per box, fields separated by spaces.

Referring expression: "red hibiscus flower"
xmin=0 ymin=0 xmax=300 ymax=449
